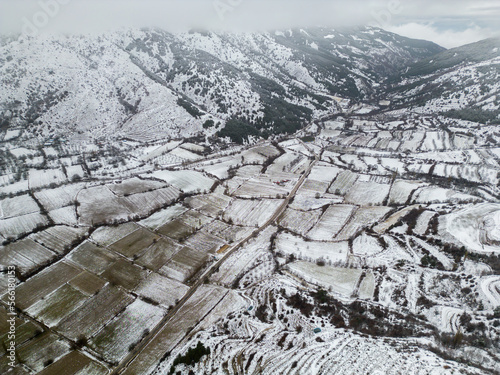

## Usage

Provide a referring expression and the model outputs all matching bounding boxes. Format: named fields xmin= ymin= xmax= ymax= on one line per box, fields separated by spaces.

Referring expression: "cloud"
xmin=385 ymin=22 xmax=499 ymax=48
xmin=0 ymin=0 xmax=498 ymax=48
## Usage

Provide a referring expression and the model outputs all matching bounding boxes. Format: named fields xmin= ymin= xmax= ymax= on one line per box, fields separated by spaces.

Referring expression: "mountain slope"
xmin=0 ymin=27 xmax=443 ymax=143
xmin=386 ymin=38 xmax=500 ymax=122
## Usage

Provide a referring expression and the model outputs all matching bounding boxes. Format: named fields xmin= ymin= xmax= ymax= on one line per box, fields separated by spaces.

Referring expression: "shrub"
xmin=169 ymin=342 xmax=210 ymax=374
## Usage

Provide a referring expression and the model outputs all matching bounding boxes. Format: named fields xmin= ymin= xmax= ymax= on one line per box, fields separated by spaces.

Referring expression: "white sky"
xmin=0 ymin=0 xmax=499 ymax=48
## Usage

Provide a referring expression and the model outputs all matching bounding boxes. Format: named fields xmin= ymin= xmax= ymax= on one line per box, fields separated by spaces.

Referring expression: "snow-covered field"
xmin=276 ymin=232 xmax=348 ymax=264
xmin=307 ymin=205 xmax=356 ymax=240
xmin=442 ymin=203 xmax=500 ymax=253
xmin=149 ymin=170 xmax=215 ymax=193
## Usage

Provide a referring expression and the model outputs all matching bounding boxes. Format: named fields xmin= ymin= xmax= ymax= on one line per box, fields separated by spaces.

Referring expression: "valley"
xmin=0 ymin=27 xmax=500 ymax=375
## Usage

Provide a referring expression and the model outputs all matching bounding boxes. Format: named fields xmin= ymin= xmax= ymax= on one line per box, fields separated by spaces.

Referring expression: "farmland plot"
xmin=185 ymin=193 xmax=231 ymax=217
xmin=157 ymin=219 xmax=195 ymax=241
xmin=15 ymin=333 xmax=71 ymax=373
xmin=234 ymin=177 xmax=291 ymax=198
xmin=149 ymin=170 xmax=215 ymax=193
xmin=202 ymin=220 xmax=254 ymax=243
xmin=34 ymin=183 xmax=85 ymax=211
xmin=421 ymin=131 xmax=450 ymax=151
xmin=185 ymin=230 xmax=225 ymax=253
xmin=29 ymin=168 xmax=67 ymax=189
xmin=189 ymin=289 xmax=245 ymax=333
xmin=180 ymin=142 xmax=205 ymax=154
xmin=288 ymin=262 xmax=362 ymax=298
xmin=286 ymin=142 xmax=313 ymax=157
xmin=442 ymin=203 xmax=500 ymax=253
xmin=0 ymin=179 xmax=30 ymax=195
xmin=6 ymin=261 xmax=82 ymax=310
xmin=241 ymin=144 xmax=281 ymax=164
xmin=0 ymin=212 xmax=49 ymax=239
xmin=211 ymin=226 xmax=275 ymax=286
xmin=0 ymin=239 xmax=55 ymax=277
xmin=352 ymin=232 xmax=384 ymax=256
xmin=373 ymin=205 xmax=420 ymax=234
xmin=89 ymin=299 xmax=165 ymax=363
xmin=344 ymin=180 xmax=391 ymax=206
xmin=136 ymin=237 xmax=183 ymax=271
xmin=307 ymin=205 xmax=356 ymax=241
xmin=160 ymin=246 xmax=208 ymax=282
xmin=358 ymin=272 xmax=376 ymax=299
xmin=266 ymin=153 xmax=309 ymax=175
xmin=298 ymin=179 xmax=330 ymax=196
xmin=177 ymin=210 xmax=213 ymax=230
xmin=388 ymin=180 xmax=427 ymax=206
xmin=108 ymin=227 xmax=159 ymax=258
xmin=29 ymin=225 xmax=88 ymax=254
xmin=308 ymin=164 xmax=340 ymax=183
xmin=101 ymin=259 xmax=149 ymax=291
xmin=68 ymin=241 xmax=120 ymax=275
xmin=406 ymin=162 xmax=433 ymax=175
xmin=340 ymin=154 xmax=368 ymax=171
xmin=289 ymin=194 xmax=343 ymax=211
xmin=278 ymin=208 xmax=323 ymax=236
xmin=36 ymin=351 xmax=108 ymax=375
xmin=48 ymin=205 xmax=78 ymax=225
xmin=135 ymin=273 xmax=189 ymax=307
xmin=235 ymin=165 xmax=263 ymax=178
xmin=336 ymin=206 xmax=392 ymax=241
xmin=327 ymin=170 xmax=359 ymax=195
xmin=107 ymin=177 xmax=168 ymax=196
xmin=56 ymin=284 xmax=134 ymax=340
xmin=0 ymin=311 xmax=41 ymax=353
xmin=0 ymin=194 xmax=39 ymax=219
xmin=169 ymin=146 xmax=202 ymax=161
xmin=413 ymin=210 xmax=437 ymax=236
xmin=224 ymin=198 xmax=284 ymax=227
xmin=90 ymin=222 xmax=141 ymax=246
xmin=140 ymin=141 xmax=183 ymax=162
xmin=139 ymin=204 xmax=188 ymax=230
xmin=78 ymin=186 xmax=132 ymax=225
xmin=380 ymin=158 xmax=406 ymax=174
xmin=276 ymin=232 xmax=348 ymax=264
xmin=196 ymin=157 xmax=242 ymax=179
xmin=224 ymin=176 xmax=247 ymax=196
xmin=68 ymin=271 xmax=107 ymax=296
xmin=65 ymin=165 xmax=85 ymax=180
xmin=411 ymin=187 xmax=479 ymax=204
xmin=121 ymin=186 xmax=181 ymax=217
xmin=26 ymin=284 xmax=89 ymax=328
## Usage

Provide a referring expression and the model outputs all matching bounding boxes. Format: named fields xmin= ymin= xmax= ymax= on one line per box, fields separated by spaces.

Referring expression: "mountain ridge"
xmin=0 ymin=26 xmax=444 ymax=144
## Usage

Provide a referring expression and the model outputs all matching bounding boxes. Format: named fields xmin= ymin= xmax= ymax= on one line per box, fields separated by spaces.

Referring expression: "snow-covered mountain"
xmin=386 ymin=38 xmax=500 ymax=122
xmin=0 ymin=27 xmax=443 ymax=143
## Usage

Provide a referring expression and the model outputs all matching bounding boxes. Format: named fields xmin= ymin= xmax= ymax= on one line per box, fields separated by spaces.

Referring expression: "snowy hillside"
xmin=387 ymin=38 xmax=500 ymax=121
xmin=0 ymin=27 xmax=442 ymax=143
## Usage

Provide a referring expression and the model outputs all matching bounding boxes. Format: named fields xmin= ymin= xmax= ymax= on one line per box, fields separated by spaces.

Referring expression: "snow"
xmin=134 ymin=273 xmax=189 ymax=308
xmin=288 ymin=262 xmax=362 ymax=298
xmin=307 ymin=205 xmax=356 ymax=241
xmin=48 ymin=206 xmax=78 ymax=226
xmin=149 ymin=170 xmax=215 ymax=194
xmin=276 ymin=232 xmax=349 ymax=264
xmin=443 ymin=203 xmax=500 ymax=253
xmin=0 ymin=194 xmax=40 ymax=219
xmin=3 ymin=129 xmax=21 ymax=141
xmin=480 ymin=276 xmax=500 ymax=307
xmin=139 ymin=204 xmax=188 ymax=230
xmin=224 ymin=198 xmax=284 ymax=227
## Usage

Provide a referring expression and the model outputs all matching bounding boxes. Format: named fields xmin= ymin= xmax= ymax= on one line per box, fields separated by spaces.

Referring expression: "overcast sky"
xmin=1 ymin=0 xmax=499 ymax=48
